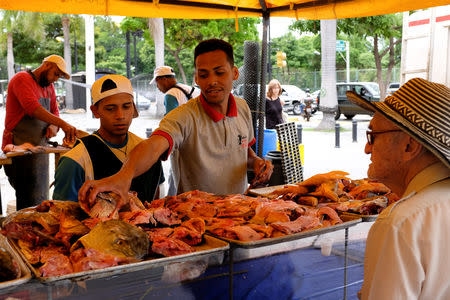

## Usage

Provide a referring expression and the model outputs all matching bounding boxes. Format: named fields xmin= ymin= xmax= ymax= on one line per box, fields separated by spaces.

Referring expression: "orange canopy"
xmin=0 ymin=0 xmax=448 ymax=20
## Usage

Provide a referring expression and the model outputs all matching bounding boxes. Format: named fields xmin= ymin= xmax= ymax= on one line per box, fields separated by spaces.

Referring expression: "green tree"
xmin=96 ymin=16 xmax=128 ymax=75
xmin=291 ymin=14 xmax=402 ymax=99
xmin=0 ymin=10 xmax=44 ymax=80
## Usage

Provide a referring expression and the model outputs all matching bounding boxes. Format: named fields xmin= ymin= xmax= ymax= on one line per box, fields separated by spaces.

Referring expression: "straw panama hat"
xmin=43 ymin=55 xmax=70 ymax=79
xmin=91 ymin=74 xmax=138 ymax=118
xmin=346 ymin=77 xmax=450 ymax=169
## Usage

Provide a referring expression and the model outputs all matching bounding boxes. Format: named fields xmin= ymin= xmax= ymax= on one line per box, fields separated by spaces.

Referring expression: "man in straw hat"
xmin=2 ymin=54 xmax=78 ymax=209
xmin=346 ymin=78 xmax=449 ymax=299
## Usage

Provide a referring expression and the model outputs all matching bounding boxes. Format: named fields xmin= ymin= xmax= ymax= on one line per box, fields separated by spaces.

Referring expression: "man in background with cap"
xmin=151 ymin=66 xmax=200 ymax=115
xmin=151 ymin=66 xmax=200 ymax=195
xmin=53 ymin=75 xmax=162 ymax=202
xmin=346 ymin=78 xmax=450 ymax=299
xmin=2 ymin=54 xmax=78 ymax=209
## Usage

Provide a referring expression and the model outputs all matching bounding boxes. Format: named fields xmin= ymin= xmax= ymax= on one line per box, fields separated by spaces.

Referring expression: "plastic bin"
xmin=255 ymin=129 xmax=278 ymax=158
xmin=265 ymin=150 xmax=284 ymax=186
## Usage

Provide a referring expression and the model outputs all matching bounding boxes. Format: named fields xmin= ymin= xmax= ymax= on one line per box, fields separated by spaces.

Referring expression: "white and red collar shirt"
xmin=153 ymin=93 xmax=255 ymax=194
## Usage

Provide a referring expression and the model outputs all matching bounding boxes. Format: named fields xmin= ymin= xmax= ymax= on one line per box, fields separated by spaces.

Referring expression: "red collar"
xmin=200 ymin=93 xmax=238 ymax=122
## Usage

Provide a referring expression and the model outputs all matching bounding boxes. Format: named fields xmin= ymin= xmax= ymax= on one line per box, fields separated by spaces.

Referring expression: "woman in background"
xmin=265 ymin=79 xmax=285 ymax=129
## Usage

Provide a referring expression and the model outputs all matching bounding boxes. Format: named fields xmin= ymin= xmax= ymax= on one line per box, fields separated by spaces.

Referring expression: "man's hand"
xmin=253 ymin=158 xmax=274 ymax=184
xmin=45 ymin=124 xmax=59 ymax=139
xmin=78 ymin=173 xmax=131 ymax=208
xmin=60 ymin=122 xmax=77 ymax=146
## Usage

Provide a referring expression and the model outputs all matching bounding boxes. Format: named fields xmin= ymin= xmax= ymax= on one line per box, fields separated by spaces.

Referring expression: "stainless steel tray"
xmin=0 ymin=234 xmax=32 ymax=290
xmin=10 ymin=235 xmax=228 ymax=283
xmin=207 ymin=214 xmax=361 ymax=248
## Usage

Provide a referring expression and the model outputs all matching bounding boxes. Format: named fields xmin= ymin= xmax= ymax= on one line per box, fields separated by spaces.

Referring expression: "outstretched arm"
xmin=78 ymin=134 xmax=170 ymax=204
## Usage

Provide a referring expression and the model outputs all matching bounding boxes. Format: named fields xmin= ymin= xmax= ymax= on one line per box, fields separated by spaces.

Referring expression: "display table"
xmin=0 ymin=228 xmax=365 ymax=300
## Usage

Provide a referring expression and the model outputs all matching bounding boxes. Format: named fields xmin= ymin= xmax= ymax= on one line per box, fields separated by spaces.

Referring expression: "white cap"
xmin=43 ymin=55 xmax=70 ymax=79
xmin=150 ymin=66 xmax=176 ymax=84
xmin=91 ymin=74 xmax=138 ymax=118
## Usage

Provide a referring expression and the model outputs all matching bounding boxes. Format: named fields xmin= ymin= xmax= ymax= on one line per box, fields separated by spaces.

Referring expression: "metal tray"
xmin=0 ymin=234 xmax=32 ymax=290
xmin=9 ymin=235 xmax=229 ymax=283
xmin=207 ymin=214 xmax=361 ymax=249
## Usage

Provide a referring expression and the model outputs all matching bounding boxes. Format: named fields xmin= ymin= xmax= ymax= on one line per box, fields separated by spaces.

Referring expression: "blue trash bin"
xmin=255 ymin=129 xmax=278 ymax=158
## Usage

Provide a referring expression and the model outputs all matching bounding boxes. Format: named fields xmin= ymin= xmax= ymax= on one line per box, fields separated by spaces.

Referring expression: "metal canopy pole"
xmin=257 ymin=6 xmax=270 ymax=157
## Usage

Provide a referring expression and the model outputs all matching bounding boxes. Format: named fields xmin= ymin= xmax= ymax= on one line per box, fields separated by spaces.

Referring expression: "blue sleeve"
xmin=52 ymin=156 xmax=85 ymax=202
xmin=164 ymin=94 xmax=179 ymax=115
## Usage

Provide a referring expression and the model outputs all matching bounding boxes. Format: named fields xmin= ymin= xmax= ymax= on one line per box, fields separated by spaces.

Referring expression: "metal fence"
xmin=259 ymin=67 xmax=401 ymax=91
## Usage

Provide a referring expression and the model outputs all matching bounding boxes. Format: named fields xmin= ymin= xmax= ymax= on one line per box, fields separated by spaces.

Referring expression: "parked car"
xmin=232 ymin=83 xmax=308 ymax=115
xmin=386 ymin=82 xmax=400 ymax=97
xmin=279 ymin=85 xmax=307 ymax=115
xmin=134 ymin=92 xmax=151 ymax=111
xmin=334 ymin=82 xmax=381 ymax=120
xmin=232 ymin=83 xmax=265 ymax=97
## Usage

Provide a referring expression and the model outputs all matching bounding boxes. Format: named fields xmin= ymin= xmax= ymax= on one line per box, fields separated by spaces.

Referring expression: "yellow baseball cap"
xmin=43 ymin=55 xmax=70 ymax=79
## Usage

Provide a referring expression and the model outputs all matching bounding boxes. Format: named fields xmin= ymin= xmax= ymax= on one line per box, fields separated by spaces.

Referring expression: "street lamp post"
xmin=126 ymin=31 xmax=131 ymax=78
xmin=131 ymin=30 xmax=143 ymax=77
xmin=345 ymin=41 xmax=350 ymax=83
xmin=74 ymin=28 xmax=78 ymax=73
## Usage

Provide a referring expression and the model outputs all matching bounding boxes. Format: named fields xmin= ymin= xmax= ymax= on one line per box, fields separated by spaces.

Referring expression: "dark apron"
xmin=80 ymin=135 xmax=162 ymax=203
xmin=4 ymin=87 xmax=52 ymax=210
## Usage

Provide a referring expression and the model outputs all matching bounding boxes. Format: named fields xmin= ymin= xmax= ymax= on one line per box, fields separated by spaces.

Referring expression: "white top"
xmin=361 ymin=162 xmax=450 ymax=300
xmin=166 ymin=83 xmax=201 ymax=106
xmin=153 ymin=94 xmax=255 ymax=195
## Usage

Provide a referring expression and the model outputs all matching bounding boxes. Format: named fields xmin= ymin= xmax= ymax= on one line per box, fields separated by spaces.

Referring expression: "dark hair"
xmin=194 ymin=39 xmax=234 ymax=67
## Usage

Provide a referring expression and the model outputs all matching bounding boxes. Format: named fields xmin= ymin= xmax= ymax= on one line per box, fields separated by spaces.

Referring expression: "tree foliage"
xmin=0 ymin=12 xmax=259 ymax=82
xmin=290 ymin=14 xmax=402 ymax=97
xmin=119 ymin=17 xmax=260 ymax=83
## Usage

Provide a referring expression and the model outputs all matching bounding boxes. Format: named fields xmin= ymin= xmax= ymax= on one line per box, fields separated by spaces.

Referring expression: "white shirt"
xmin=361 ymin=162 xmax=450 ymax=300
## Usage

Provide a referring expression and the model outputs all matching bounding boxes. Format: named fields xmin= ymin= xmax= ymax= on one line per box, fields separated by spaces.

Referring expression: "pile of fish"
xmin=1 ymin=194 xmax=206 ymax=277
xmin=266 ymin=171 xmax=399 ymax=215
xmin=142 ymin=191 xmax=343 ymax=242
xmin=0 ymin=170 xmax=395 ymax=278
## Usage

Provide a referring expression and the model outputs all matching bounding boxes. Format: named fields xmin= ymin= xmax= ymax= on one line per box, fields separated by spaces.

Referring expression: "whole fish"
xmin=71 ymin=220 xmax=149 ymax=259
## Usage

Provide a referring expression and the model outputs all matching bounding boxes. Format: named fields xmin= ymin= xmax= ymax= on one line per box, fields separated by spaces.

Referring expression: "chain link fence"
xmin=255 ymin=67 xmax=400 ymax=91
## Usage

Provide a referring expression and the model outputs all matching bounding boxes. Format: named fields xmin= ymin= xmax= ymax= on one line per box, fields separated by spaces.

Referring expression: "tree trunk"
xmin=148 ymin=18 xmax=165 ymax=117
xmin=167 ymin=48 xmax=187 ymax=84
xmin=62 ymin=15 xmax=73 ymax=109
xmin=374 ymin=36 xmax=400 ymax=100
xmin=7 ymin=32 xmax=15 ymax=81
xmin=317 ymin=19 xmax=338 ymax=130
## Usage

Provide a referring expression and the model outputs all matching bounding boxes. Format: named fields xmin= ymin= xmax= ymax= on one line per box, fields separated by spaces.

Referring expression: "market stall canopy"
xmin=0 ymin=0 xmax=448 ymax=20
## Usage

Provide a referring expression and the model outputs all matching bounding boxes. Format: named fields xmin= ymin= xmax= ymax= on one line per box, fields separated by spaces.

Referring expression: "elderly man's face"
xmin=365 ymin=113 xmax=405 ymax=183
